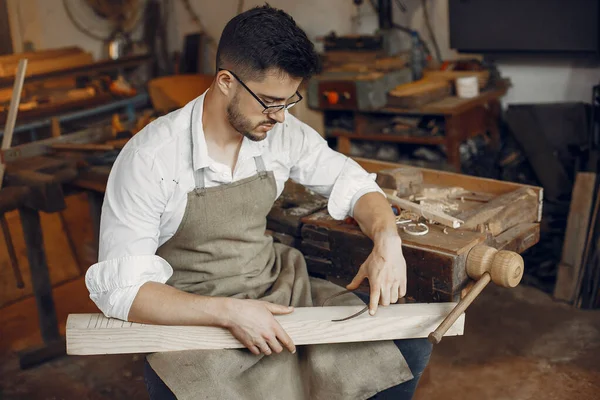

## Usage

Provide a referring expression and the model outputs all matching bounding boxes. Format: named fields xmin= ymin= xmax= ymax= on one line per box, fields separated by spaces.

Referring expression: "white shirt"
xmin=85 ymin=92 xmax=384 ymax=321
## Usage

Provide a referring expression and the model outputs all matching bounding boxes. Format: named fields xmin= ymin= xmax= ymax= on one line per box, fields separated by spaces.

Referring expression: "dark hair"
xmin=216 ymin=4 xmax=320 ymax=81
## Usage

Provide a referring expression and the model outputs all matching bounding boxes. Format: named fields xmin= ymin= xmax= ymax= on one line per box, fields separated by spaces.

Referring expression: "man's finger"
xmin=265 ymin=335 xmax=284 ymax=354
xmin=391 ymin=283 xmax=400 ymax=304
xmin=248 ymin=345 xmax=261 ymax=355
xmin=265 ymin=302 xmax=294 ymax=315
xmin=399 ymin=279 xmax=407 ymax=298
xmin=380 ymin=285 xmax=391 ymax=306
xmin=369 ymin=283 xmax=381 ymax=315
xmin=257 ymin=341 xmax=272 ymax=355
xmin=275 ymin=324 xmax=296 ymax=354
xmin=346 ymin=269 xmax=366 ymax=291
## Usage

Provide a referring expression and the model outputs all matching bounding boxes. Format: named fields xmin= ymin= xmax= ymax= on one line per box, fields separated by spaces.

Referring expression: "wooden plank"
xmin=554 ymin=173 xmax=597 ymax=303
xmin=66 ymin=303 xmax=465 ymax=355
xmin=0 ymin=53 xmax=152 ymax=88
xmin=0 ymin=59 xmax=27 ymax=188
xmin=575 ymin=189 xmax=600 ymax=307
xmin=0 ymin=47 xmax=82 ymax=65
xmin=386 ymin=191 xmax=464 ymax=229
xmin=0 ymin=53 xmax=92 ymax=78
xmin=387 ymin=79 xmax=450 ymax=108
xmin=456 ymin=187 xmax=540 ymax=235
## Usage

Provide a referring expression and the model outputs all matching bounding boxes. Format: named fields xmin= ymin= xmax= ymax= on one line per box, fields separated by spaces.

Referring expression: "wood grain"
xmin=66 ymin=303 xmax=465 ymax=355
xmin=387 ymin=79 xmax=450 ymax=108
xmin=0 ymin=53 xmax=93 ymax=78
xmin=554 ymin=173 xmax=597 ymax=303
xmin=386 ymin=192 xmax=464 ymax=229
xmin=0 ymin=47 xmax=82 ymax=67
xmin=353 ymin=157 xmax=543 ymax=204
xmin=456 ymin=187 xmax=540 ymax=235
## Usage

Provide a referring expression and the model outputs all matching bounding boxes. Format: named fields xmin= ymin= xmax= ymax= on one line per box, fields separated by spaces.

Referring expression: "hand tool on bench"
xmin=428 ymin=244 xmax=524 ymax=344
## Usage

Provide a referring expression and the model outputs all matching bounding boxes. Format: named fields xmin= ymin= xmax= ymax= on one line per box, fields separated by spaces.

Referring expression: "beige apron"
xmin=148 ymin=151 xmax=412 ymax=400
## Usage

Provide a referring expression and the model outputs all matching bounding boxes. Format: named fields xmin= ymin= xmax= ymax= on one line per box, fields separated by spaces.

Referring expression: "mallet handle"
xmin=428 ymin=272 xmax=491 ymax=344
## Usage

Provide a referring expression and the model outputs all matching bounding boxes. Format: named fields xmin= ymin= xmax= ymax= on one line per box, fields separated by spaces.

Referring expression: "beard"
xmin=226 ymin=92 xmax=276 ymax=142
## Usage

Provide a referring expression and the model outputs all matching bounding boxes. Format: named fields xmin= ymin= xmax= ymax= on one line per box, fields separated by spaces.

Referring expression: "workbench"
xmin=0 ymin=126 xmax=542 ymax=361
xmin=0 ymin=158 xmax=77 ymax=368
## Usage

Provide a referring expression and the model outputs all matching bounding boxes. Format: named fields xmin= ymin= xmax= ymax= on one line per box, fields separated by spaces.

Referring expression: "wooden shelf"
xmin=0 ymin=54 xmax=152 ymax=88
xmin=371 ymin=84 xmax=509 ymax=117
xmin=329 ymin=130 xmax=445 ymax=145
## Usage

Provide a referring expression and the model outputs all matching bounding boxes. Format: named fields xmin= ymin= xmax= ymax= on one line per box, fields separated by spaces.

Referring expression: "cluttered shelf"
xmin=308 ymin=50 xmax=508 ymax=171
xmin=329 ymin=129 xmax=445 ymax=145
xmin=323 ymin=82 xmax=504 ymax=170
xmin=0 ymin=53 xmax=151 ymax=88
xmin=0 ymin=48 xmax=152 ymax=144
xmin=380 ymin=82 xmax=510 ymax=116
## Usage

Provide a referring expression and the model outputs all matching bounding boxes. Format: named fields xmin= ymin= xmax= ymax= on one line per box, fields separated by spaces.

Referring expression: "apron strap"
xmin=254 ymin=156 xmax=268 ymax=178
xmin=194 ymin=168 xmax=207 ymax=195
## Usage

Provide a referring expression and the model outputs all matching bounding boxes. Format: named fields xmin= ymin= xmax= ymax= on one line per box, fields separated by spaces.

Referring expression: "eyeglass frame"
xmin=218 ymin=68 xmax=303 ymax=114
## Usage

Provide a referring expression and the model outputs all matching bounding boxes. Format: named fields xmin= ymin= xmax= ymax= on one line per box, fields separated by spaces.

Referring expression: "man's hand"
xmin=346 ymin=234 xmax=407 ymax=315
xmin=223 ymin=299 xmax=296 ymax=356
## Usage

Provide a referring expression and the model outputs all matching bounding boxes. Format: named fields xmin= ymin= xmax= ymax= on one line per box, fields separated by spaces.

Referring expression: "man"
xmin=86 ymin=5 xmax=432 ymax=400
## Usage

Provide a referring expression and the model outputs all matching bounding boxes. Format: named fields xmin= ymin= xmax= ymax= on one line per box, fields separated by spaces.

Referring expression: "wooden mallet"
xmin=428 ymin=244 xmax=524 ymax=344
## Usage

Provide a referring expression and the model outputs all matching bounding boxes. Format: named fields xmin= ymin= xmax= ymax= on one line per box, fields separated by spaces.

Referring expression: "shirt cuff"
xmin=85 ymin=255 xmax=173 ymax=321
xmin=327 ymin=157 xmax=385 ymax=220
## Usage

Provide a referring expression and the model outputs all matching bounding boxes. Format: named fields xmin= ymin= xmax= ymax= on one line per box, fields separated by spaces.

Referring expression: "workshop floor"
xmin=0 ymin=195 xmax=599 ymax=399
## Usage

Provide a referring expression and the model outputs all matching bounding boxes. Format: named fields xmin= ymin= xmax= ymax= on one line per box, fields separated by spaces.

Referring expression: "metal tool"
xmin=321 ymin=289 xmax=369 ymax=322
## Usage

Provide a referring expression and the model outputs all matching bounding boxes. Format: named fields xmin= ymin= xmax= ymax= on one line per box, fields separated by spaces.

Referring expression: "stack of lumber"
xmin=0 ymin=47 xmax=93 ymax=78
xmin=553 ymin=172 xmax=600 ymax=308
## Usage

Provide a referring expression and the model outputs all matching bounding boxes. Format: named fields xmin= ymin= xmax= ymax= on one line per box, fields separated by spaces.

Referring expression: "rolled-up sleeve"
xmin=85 ymin=148 xmax=173 ymax=321
xmin=288 ymin=116 xmax=384 ymax=220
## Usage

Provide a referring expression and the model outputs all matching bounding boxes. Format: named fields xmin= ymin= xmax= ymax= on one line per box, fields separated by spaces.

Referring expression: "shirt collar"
xmin=191 ymin=91 xmax=270 ymax=171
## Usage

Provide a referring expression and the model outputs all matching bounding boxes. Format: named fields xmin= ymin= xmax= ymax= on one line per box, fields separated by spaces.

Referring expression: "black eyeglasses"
xmin=219 ymin=68 xmax=303 ymax=114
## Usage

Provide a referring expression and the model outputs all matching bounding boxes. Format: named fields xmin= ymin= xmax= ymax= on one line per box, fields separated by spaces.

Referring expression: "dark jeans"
xmin=144 ymin=293 xmax=433 ymax=400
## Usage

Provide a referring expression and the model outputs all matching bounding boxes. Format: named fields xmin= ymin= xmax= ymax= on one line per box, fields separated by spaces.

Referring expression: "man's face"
xmin=226 ymin=69 xmax=302 ymax=142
